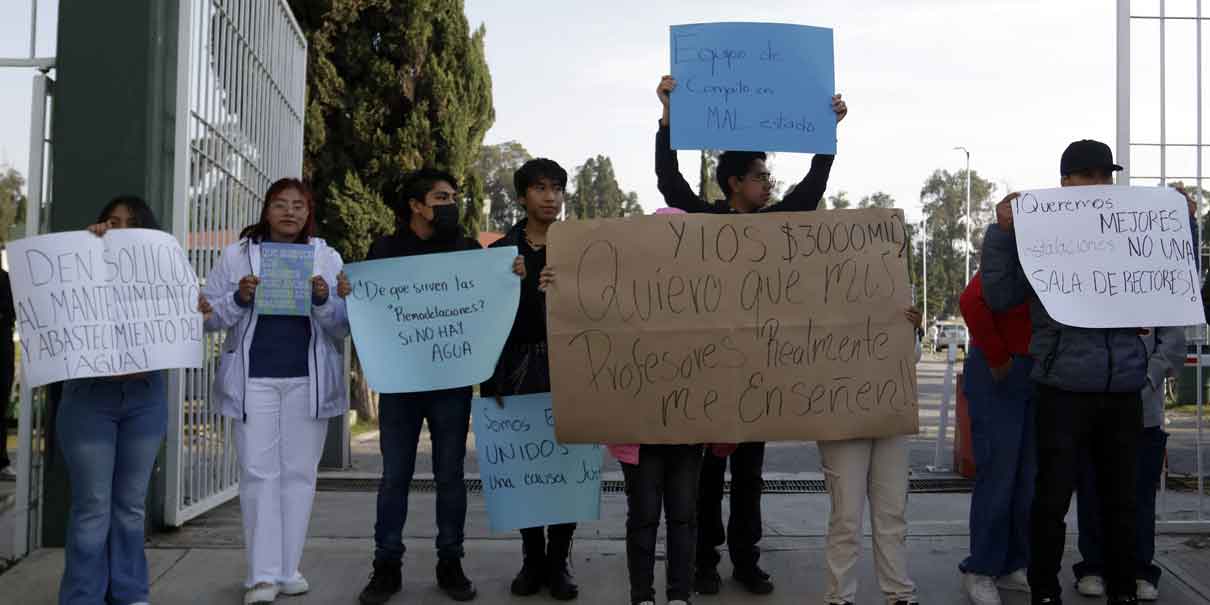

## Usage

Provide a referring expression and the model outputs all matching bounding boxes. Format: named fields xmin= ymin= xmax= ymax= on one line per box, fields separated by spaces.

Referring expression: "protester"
xmin=358 ymin=169 xmax=525 ymax=605
xmin=958 ymin=271 xmax=1034 ymax=605
xmin=480 ymin=158 xmax=579 ymax=601
xmin=198 ymin=178 xmax=351 ymax=605
xmin=56 ymin=196 xmax=170 ymax=605
xmin=0 ymin=263 xmax=13 ymax=482
xmin=818 ymin=306 xmax=924 ymax=605
xmin=653 ymin=73 xmax=847 ymax=595
xmin=981 ymin=140 xmax=1199 ymax=605
xmin=1071 ymin=325 xmax=1184 ymax=602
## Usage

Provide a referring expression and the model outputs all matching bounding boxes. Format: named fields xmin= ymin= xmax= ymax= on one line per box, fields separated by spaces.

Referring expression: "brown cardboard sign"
xmin=546 ymin=209 xmax=919 ymax=443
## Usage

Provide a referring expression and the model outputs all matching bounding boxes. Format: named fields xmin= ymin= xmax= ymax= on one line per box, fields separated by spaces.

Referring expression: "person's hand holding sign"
xmin=832 ymin=94 xmax=847 ymax=123
xmin=996 ymin=192 xmax=1019 ymax=232
xmin=538 ymin=266 xmax=556 ymax=293
xmin=512 ymin=256 xmax=526 ymax=279
xmin=657 ymin=75 xmax=677 ymax=127
xmin=238 ymin=275 xmax=260 ymax=305
xmin=311 ymin=276 xmax=330 ymax=304
xmin=336 ymin=272 xmax=352 ymax=299
xmin=197 ymin=295 xmax=213 ymax=321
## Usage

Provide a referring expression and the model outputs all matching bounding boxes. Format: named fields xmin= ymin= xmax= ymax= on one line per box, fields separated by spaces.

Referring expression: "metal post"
xmin=1116 ymin=0 xmax=1131 ymax=181
xmin=28 ymin=0 xmax=37 ymax=59
xmin=921 ymin=219 xmax=928 ymax=335
xmin=931 ymin=335 xmax=956 ymax=471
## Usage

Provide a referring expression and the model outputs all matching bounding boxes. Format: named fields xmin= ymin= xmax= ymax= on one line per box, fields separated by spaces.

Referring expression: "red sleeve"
xmin=959 ymin=273 xmax=1011 ymax=367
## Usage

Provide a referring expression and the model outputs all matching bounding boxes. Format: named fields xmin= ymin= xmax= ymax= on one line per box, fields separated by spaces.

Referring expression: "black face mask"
xmin=431 ymin=204 xmax=461 ymax=242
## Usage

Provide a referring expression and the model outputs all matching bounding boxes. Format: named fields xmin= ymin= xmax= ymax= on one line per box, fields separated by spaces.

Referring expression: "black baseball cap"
xmin=1060 ymin=139 xmax=1124 ymax=176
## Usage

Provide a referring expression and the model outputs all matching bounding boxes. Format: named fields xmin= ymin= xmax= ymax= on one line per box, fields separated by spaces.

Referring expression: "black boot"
xmin=512 ymin=528 xmax=546 ymax=596
xmin=546 ymin=525 xmax=579 ymax=601
xmin=436 ymin=558 xmax=477 ymax=601
xmin=733 ymin=564 xmax=775 ymax=595
xmin=358 ymin=559 xmax=402 ymax=605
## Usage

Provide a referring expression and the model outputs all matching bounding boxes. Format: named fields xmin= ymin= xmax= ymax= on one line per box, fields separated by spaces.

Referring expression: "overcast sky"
xmin=0 ymin=1 xmax=1202 ymax=224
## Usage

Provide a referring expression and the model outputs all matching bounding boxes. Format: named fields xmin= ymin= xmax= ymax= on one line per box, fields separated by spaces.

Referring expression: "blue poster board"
xmin=343 ymin=247 xmax=520 ymax=393
xmin=670 ymin=22 xmax=836 ymax=154
xmin=472 ymin=394 xmax=603 ymax=533
xmin=256 ymin=242 xmax=314 ymax=316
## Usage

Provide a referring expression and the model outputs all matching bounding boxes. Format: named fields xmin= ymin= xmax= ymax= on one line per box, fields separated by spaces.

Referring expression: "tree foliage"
xmin=288 ymin=0 xmax=495 ymax=260
xmin=0 ymin=167 xmax=27 ymax=244
xmin=859 ymin=191 xmax=896 ymax=209
xmin=825 ymin=190 xmax=851 ymax=209
xmin=471 ymin=141 xmax=532 ymax=233
xmin=566 ymin=156 xmax=643 ymax=219
xmin=917 ymin=169 xmax=995 ymax=320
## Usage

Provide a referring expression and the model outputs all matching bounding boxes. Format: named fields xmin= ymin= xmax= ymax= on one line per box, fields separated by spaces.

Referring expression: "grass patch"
xmin=1166 ymin=403 xmax=1210 ymax=416
xmin=350 ymin=418 xmax=378 ymax=437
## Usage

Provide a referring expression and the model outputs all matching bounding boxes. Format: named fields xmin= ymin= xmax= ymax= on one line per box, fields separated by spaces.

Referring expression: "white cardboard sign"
xmin=8 ymin=229 xmax=204 ymax=387
xmin=1011 ymin=185 xmax=1202 ymax=328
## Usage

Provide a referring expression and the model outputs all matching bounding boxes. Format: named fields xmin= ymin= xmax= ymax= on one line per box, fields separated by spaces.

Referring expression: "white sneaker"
xmin=1137 ymin=579 xmax=1159 ymax=601
xmin=1076 ymin=575 xmax=1106 ymax=597
xmin=0 ymin=466 xmax=16 ymax=481
xmin=996 ymin=569 xmax=1030 ymax=593
xmin=278 ymin=575 xmax=309 ymax=596
xmin=963 ymin=573 xmax=1002 ymax=605
xmin=244 ymin=582 xmax=278 ymax=604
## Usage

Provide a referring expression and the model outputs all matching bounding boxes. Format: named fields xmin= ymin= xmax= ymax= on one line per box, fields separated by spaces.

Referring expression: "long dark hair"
xmin=239 ymin=178 xmax=317 ymax=243
xmin=97 ymin=195 xmax=161 ymax=230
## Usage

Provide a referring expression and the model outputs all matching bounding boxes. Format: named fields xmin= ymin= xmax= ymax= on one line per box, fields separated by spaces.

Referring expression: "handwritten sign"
xmin=256 ymin=242 xmax=314 ymax=316
xmin=546 ymin=210 xmax=918 ymax=444
xmin=343 ymin=247 xmax=520 ymax=393
xmin=8 ymin=229 xmax=204 ymax=387
xmin=1011 ymin=185 xmax=1202 ymax=328
xmin=472 ymin=394 xmax=603 ymax=532
xmin=670 ymin=22 xmax=836 ymax=154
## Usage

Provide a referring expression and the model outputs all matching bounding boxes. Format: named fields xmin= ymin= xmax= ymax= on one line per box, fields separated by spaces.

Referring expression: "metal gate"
xmin=1117 ymin=0 xmax=1209 ymax=527
xmin=163 ymin=0 xmax=307 ymax=526
xmin=12 ymin=72 xmax=54 ymax=558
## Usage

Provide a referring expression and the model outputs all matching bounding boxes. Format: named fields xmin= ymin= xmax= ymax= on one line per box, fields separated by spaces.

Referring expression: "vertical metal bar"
xmin=1161 ymin=0 xmax=1168 ymax=185
xmin=1197 ymin=0 xmax=1207 ymax=523
xmin=1117 ymin=0 xmax=1132 ymax=181
xmin=28 ymin=0 xmax=37 ymax=58
xmin=25 ymin=74 xmax=47 ymax=239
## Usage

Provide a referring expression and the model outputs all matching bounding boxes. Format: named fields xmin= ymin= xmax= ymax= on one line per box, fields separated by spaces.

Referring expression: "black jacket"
xmin=481 ymin=220 xmax=550 ymax=397
xmin=654 ymin=123 xmax=834 ymax=214
xmin=366 ymin=225 xmax=480 ymax=261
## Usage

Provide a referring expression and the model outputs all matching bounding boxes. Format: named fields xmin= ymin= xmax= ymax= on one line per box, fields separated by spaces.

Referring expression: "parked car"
xmin=933 ymin=324 xmax=968 ymax=353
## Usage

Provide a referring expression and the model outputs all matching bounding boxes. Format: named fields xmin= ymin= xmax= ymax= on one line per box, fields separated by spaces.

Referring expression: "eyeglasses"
xmin=744 ymin=172 xmax=772 ymax=184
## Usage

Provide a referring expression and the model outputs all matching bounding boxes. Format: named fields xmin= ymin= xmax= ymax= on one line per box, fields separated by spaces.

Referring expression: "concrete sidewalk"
xmin=4 ymin=491 xmax=1210 ymax=604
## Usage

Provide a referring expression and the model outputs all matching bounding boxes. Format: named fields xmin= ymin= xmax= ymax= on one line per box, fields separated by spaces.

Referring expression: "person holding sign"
xmin=1071 ymin=325 xmax=1184 ymax=602
xmin=55 ymin=196 xmax=172 ymax=605
xmin=654 ymin=74 xmax=847 ymax=596
xmin=981 ymin=141 xmax=1198 ymax=605
xmin=479 ymin=158 xmax=581 ymax=601
xmin=358 ymin=169 xmax=525 ymax=605
xmin=958 ymin=272 xmax=1034 ymax=605
xmin=197 ymin=178 xmax=350 ymax=605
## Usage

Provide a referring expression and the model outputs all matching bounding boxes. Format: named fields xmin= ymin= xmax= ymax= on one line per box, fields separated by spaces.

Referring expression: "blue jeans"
xmin=374 ymin=388 xmax=471 ymax=562
xmin=1074 ymin=426 xmax=1167 ymax=586
xmin=960 ymin=347 xmax=1035 ymax=577
xmin=56 ymin=372 xmax=167 ymax=605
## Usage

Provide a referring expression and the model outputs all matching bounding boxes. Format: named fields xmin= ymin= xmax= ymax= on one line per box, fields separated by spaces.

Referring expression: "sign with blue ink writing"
xmin=670 ymin=22 xmax=836 ymax=154
xmin=256 ymin=242 xmax=314 ymax=316
xmin=344 ymin=247 xmax=521 ymax=393
xmin=472 ymin=393 xmax=603 ymax=533
xmin=8 ymin=229 xmax=204 ymax=387
xmin=1011 ymin=185 xmax=1203 ymax=328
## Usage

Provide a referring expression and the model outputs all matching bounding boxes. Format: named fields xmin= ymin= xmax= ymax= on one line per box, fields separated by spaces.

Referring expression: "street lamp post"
xmin=954 ymin=146 xmax=972 ymax=285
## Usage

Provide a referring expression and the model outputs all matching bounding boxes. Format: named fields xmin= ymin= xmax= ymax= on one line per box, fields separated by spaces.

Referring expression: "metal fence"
xmin=12 ymin=72 xmax=54 ymax=558
xmin=163 ymin=0 xmax=307 ymax=526
xmin=1117 ymin=0 xmax=1209 ymax=526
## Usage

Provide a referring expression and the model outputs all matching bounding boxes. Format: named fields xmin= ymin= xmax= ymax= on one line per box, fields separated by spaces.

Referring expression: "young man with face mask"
xmin=359 ymin=169 xmax=525 ymax=605
xmin=653 ymin=75 xmax=847 ymax=596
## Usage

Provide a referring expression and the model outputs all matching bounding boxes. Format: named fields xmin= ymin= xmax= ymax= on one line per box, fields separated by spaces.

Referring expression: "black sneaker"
xmin=1033 ymin=598 xmax=1062 ymax=605
xmin=436 ymin=558 xmax=477 ymax=601
xmin=359 ymin=559 xmax=402 ymax=605
xmin=733 ymin=565 xmax=775 ymax=595
xmin=694 ymin=566 xmax=721 ymax=595
xmin=547 ymin=560 xmax=579 ymax=601
xmin=510 ymin=559 xmax=545 ymax=596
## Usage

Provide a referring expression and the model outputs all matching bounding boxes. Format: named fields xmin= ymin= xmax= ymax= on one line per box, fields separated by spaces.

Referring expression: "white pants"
xmin=818 ymin=436 xmax=916 ymax=604
xmin=234 ymin=377 xmax=327 ymax=587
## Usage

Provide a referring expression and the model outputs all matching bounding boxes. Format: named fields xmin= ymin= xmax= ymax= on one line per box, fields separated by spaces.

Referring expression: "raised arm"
xmin=766 ymin=94 xmax=846 ymax=213
xmin=981 ymin=195 xmax=1032 ymax=311
xmin=655 ymin=75 xmax=712 ymax=214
